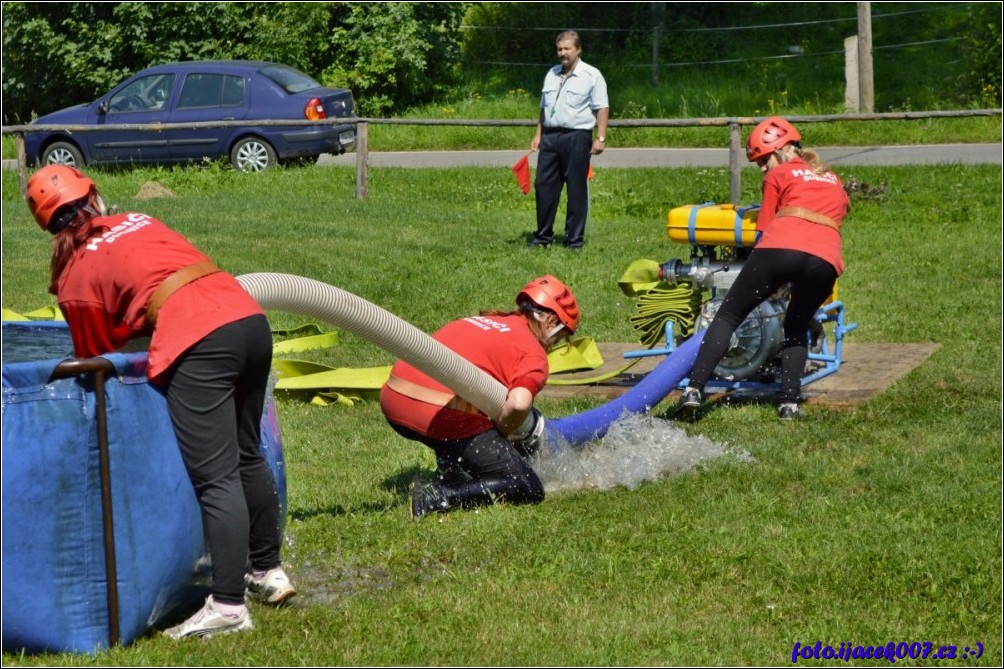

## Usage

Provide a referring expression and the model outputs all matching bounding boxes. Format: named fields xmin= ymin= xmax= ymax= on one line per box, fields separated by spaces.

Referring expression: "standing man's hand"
xmin=591 ymin=107 xmax=609 ymax=156
xmin=531 ymin=116 xmax=544 ymax=152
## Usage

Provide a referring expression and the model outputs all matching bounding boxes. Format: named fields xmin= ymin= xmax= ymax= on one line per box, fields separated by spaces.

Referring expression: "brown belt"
xmin=777 ymin=206 xmax=841 ymax=233
xmin=384 ymin=374 xmax=482 ymax=415
xmin=145 ymin=260 xmax=222 ymax=326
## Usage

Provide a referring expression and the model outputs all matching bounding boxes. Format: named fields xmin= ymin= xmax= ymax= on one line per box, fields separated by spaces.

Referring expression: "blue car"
xmin=24 ymin=60 xmax=357 ymax=172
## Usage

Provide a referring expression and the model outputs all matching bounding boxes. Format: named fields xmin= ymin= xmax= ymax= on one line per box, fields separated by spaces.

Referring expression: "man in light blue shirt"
xmin=528 ymin=30 xmax=609 ymax=250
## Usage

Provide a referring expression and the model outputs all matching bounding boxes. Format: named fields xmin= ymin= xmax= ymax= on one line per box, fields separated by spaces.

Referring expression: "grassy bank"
xmin=1 ymin=161 xmax=1001 ymax=666
xmin=367 ymin=108 xmax=1003 ymax=152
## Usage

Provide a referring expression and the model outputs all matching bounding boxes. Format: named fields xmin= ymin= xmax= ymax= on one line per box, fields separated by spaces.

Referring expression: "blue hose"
xmin=546 ymin=330 xmax=705 ymax=450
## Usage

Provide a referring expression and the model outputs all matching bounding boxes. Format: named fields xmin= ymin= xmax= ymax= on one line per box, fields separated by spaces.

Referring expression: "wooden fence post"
xmin=857 ymin=2 xmax=874 ymax=114
xmin=355 ymin=121 xmax=368 ymax=200
xmin=16 ymin=134 xmax=28 ymax=195
xmin=844 ymin=36 xmax=860 ymax=112
xmin=729 ymin=122 xmax=743 ymax=205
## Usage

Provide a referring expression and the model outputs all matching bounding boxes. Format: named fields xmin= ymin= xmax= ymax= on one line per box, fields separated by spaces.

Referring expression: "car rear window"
xmin=259 ymin=65 xmax=322 ymax=94
xmin=177 ymin=74 xmax=245 ymax=109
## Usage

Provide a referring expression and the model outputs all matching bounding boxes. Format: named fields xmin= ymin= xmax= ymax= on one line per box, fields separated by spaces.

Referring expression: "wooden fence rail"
xmin=3 ymin=108 xmax=1000 ymax=202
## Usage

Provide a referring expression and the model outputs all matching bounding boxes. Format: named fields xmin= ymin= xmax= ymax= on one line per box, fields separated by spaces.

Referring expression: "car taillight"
xmin=304 ymin=97 xmax=327 ymax=120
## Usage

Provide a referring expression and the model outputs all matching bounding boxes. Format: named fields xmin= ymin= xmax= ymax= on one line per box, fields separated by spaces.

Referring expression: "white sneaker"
xmin=778 ymin=402 xmax=802 ymax=421
xmin=246 ymin=567 xmax=297 ymax=606
xmin=163 ymin=596 xmax=252 ymax=640
xmin=675 ymin=386 xmax=703 ymax=418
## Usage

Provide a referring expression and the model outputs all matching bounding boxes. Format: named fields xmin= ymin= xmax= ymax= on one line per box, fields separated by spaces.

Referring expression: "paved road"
xmin=320 ymin=144 xmax=1002 ymax=168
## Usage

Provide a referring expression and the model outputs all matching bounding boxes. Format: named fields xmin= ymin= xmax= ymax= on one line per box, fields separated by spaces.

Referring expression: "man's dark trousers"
xmin=533 ymin=129 xmax=591 ymax=248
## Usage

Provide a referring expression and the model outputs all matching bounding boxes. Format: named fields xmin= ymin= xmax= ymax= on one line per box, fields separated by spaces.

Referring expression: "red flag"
xmin=512 ymin=154 xmax=531 ymax=194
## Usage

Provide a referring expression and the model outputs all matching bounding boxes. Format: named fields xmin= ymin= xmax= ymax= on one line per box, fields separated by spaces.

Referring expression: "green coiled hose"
xmin=618 ymin=258 xmax=703 ymax=348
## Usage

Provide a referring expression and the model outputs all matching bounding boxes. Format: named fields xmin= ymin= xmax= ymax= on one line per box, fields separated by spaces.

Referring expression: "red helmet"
xmin=26 ymin=165 xmax=96 ymax=232
xmin=517 ymin=275 xmax=580 ymax=333
xmin=746 ymin=116 xmax=801 ymax=162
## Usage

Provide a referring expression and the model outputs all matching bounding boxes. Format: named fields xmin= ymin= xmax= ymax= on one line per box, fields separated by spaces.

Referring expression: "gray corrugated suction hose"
xmin=237 ymin=272 xmax=507 ymax=419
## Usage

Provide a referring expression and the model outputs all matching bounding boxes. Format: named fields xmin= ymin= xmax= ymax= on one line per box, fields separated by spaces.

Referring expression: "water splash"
xmin=532 ymin=411 xmax=754 ymax=493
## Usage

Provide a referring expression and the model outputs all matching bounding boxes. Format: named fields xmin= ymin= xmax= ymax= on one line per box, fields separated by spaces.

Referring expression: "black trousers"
xmin=688 ymin=248 xmax=838 ymax=403
xmin=164 ymin=314 xmax=281 ymax=604
xmin=533 ymin=129 xmax=592 ymax=247
xmin=391 ymin=423 xmax=545 ymax=509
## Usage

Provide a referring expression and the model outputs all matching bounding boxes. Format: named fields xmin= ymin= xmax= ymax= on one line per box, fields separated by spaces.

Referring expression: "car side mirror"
xmin=98 ymin=101 xmax=109 ymax=115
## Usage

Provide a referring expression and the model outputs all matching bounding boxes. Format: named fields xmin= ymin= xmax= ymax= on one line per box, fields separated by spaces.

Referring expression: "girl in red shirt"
xmin=677 ymin=117 xmax=850 ymax=420
xmin=380 ymin=275 xmax=580 ymax=518
xmin=26 ymin=166 xmax=295 ymax=639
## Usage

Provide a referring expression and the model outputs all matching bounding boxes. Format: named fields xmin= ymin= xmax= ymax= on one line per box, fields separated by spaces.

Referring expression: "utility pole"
xmin=857 ymin=2 xmax=874 ymax=113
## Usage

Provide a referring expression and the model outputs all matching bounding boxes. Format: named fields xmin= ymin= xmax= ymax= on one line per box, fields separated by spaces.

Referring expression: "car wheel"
xmin=230 ymin=137 xmax=276 ymax=172
xmin=41 ymin=142 xmax=85 ymax=167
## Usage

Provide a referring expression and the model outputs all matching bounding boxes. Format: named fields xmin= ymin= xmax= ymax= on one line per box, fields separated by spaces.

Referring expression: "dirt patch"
xmin=135 ymin=181 xmax=175 ymax=199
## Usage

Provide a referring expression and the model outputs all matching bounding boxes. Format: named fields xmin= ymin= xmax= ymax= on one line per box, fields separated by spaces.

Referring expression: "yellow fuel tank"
xmin=667 ymin=202 xmax=760 ymax=247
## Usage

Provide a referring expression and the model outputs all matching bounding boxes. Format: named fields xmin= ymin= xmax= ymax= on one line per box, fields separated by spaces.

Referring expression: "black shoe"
xmin=411 ymin=481 xmax=450 ymax=519
xmin=527 ymin=238 xmax=551 ymax=248
xmin=777 ymin=403 xmax=802 ymax=421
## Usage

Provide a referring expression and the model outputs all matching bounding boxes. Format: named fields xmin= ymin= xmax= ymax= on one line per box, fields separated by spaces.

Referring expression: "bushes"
xmin=959 ymin=3 xmax=1003 ymax=106
xmin=319 ymin=2 xmax=467 ymax=116
xmin=1 ymin=2 xmax=467 ymax=123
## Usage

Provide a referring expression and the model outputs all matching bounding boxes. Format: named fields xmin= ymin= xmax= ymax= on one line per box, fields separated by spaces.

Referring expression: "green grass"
xmin=1 ymin=159 xmax=1001 ymax=666
xmin=361 ymin=34 xmax=1003 ymax=150
xmin=366 ymin=109 xmax=1002 ymax=153
xmin=366 ymin=71 xmax=1002 ymax=151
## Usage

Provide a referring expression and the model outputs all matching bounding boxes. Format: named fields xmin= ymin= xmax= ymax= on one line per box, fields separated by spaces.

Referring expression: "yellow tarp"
xmin=4 ymin=310 xmax=611 ymax=405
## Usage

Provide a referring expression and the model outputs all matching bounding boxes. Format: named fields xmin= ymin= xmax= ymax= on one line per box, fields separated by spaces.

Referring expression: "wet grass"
xmin=1 ymin=161 xmax=1001 ymax=665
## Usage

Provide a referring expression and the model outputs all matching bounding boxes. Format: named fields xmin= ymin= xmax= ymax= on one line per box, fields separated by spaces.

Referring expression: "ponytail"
xmin=48 ymin=208 xmax=110 ymax=294
xmin=792 ymin=146 xmax=832 ymax=175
